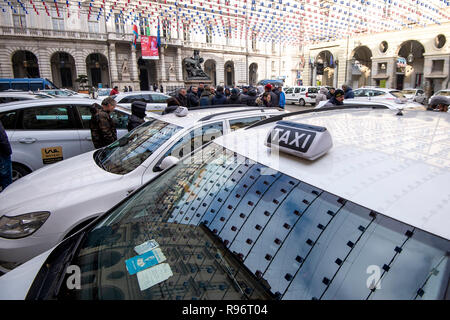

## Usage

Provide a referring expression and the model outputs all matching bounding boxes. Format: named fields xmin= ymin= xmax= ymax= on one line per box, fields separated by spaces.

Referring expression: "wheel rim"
xmin=299 ymin=99 xmax=305 ymax=106
xmin=12 ymin=169 xmax=23 ymax=182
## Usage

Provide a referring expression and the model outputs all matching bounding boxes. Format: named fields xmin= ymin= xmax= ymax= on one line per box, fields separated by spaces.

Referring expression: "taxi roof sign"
xmin=264 ymin=121 xmax=333 ymax=160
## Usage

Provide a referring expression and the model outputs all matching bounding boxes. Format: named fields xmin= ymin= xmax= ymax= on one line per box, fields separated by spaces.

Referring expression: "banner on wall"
xmin=141 ymin=36 xmax=159 ymax=60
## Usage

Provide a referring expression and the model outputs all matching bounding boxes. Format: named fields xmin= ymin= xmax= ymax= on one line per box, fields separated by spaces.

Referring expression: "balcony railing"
xmin=1 ymin=26 xmax=108 ymax=40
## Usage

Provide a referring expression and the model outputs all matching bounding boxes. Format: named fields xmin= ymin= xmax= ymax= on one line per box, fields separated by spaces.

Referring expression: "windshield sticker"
xmin=134 ymin=239 xmax=160 ymax=255
xmin=136 ymin=263 xmax=173 ymax=291
xmin=125 ymin=248 xmax=166 ymax=275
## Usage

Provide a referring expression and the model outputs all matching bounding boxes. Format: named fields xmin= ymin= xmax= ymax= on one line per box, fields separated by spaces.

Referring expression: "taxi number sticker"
xmin=41 ymin=146 xmax=63 ymax=165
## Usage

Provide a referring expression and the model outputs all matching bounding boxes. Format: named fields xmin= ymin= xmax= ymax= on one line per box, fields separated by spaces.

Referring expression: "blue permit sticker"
xmin=134 ymin=239 xmax=159 ymax=255
xmin=125 ymin=248 xmax=166 ymax=275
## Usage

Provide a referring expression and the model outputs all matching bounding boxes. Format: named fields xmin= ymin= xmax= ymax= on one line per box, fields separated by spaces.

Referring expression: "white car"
xmin=284 ymin=86 xmax=318 ymax=106
xmin=0 ymin=92 xmax=54 ymax=104
xmin=36 ymin=89 xmax=89 ymax=99
xmin=0 ymin=106 xmax=284 ymax=272
xmin=0 ymin=99 xmax=131 ymax=181
xmin=111 ymin=91 xmax=170 ymax=114
xmin=0 ymin=106 xmax=448 ymax=300
xmin=400 ymin=88 xmax=427 ymax=105
xmin=429 ymin=89 xmax=450 ymax=104
xmin=353 ymin=87 xmax=408 ymax=104
xmin=315 ymin=98 xmax=426 ymax=110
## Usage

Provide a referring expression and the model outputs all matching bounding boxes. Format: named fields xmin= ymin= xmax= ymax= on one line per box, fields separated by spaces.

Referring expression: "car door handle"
xmin=127 ymin=189 xmax=135 ymax=195
xmin=19 ymin=138 xmax=37 ymax=144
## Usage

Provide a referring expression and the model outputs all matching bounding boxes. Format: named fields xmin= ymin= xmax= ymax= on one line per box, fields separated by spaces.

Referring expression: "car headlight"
xmin=0 ymin=212 xmax=50 ymax=239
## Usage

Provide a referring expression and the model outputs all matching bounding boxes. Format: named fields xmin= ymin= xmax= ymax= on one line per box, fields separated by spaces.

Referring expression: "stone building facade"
xmin=0 ymin=5 xmax=302 ymax=92
xmin=301 ymin=22 xmax=450 ymax=96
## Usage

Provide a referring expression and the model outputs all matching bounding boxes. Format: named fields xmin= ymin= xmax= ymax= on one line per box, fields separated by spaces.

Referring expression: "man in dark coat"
xmin=323 ymin=89 xmax=345 ymax=107
xmin=264 ymin=84 xmax=279 ymax=107
xmin=212 ymin=86 xmax=227 ymax=105
xmin=342 ymin=84 xmax=354 ymax=99
xmin=227 ymin=88 xmax=242 ymax=104
xmin=187 ymin=86 xmax=200 ymax=108
xmin=176 ymin=88 xmax=188 ymax=108
xmin=199 ymin=85 xmax=214 ymax=106
xmin=241 ymin=87 xmax=258 ymax=106
xmin=90 ymin=97 xmax=118 ymax=149
xmin=0 ymin=119 xmax=12 ymax=190
xmin=127 ymin=101 xmax=146 ymax=132
xmin=197 ymin=82 xmax=205 ymax=98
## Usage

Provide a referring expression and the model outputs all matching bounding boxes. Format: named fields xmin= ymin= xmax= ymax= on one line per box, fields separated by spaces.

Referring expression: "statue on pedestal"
xmin=184 ymin=50 xmax=210 ymax=80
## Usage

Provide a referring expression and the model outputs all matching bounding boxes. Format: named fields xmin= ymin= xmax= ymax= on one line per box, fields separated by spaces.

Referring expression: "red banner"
xmin=141 ymin=35 xmax=159 ymax=60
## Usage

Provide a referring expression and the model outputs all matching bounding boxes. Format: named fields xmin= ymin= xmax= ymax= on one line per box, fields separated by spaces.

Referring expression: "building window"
xmin=183 ymin=24 xmax=190 ymax=41
xmin=206 ymin=25 xmax=212 ymax=44
xmin=115 ymin=13 xmax=124 ymax=34
xmin=162 ymin=20 xmax=171 ymax=39
xmin=88 ymin=20 xmax=99 ymax=33
xmin=271 ymin=61 xmax=275 ymax=71
xmin=12 ymin=8 xmax=26 ymax=28
xmin=272 ymin=41 xmax=276 ymax=53
xmin=52 ymin=10 xmax=64 ymax=31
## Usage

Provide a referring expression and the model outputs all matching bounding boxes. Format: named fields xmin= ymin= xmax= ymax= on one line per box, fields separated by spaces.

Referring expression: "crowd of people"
xmin=163 ymin=83 xmax=286 ymax=114
xmin=314 ymin=84 xmax=354 ymax=107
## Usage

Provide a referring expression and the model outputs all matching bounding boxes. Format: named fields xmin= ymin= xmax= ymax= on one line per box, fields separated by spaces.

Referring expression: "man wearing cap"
xmin=264 ymin=84 xmax=278 ymax=107
xmin=323 ymin=89 xmax=345 ymax=107
xmin=427 ymin=95 xmax=449 ymax=112
xmin=90 ymin=97 xmax=118 ymax=149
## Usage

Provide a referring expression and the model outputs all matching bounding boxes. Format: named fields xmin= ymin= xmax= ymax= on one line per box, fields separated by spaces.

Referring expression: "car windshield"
xmin=400 ymin=90 xmax=416 ymax=95
xmin=437 ymin=91 xmax=450 ymax=97
xmin=98 ymin=89 xmax=110 ymax=96
xmin=94 ymin=118 xmax=182 ymax=175
xmin=53 ymin=143 xmax=448 ymax=300
xmin=390 ymin=91 xmax=406 ymax=98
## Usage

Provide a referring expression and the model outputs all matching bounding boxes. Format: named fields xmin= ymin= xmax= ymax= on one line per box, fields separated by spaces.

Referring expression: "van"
xmin=284 ymin=86 xmax=318 ymax=106
xmin=0 ymin=78 xmax=58 ymax=92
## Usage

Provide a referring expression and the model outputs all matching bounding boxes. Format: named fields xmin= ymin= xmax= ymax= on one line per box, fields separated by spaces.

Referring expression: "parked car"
xmin=284 ymin=86 xmax=318 ymax=106
xmin=110 ymin=91 xmax=170 ymax=114
xmin=0 ymin=106 xmax=448 ymax=300
xmin=96 ymin=88 xmax=112 ymax=98
xmin=428 ymin=89 xmax=450 ymax=105
xmin=0 ymin=98 xmax=131 ymax=182
xmin=0 ymin=106 xmax=285 ymax=272
xmin=0 ymin=78 xmax=57 ymax=92
xmin=0 ymin=92 xmax=54 ymax=104
xmin=400 ymin=88 xmax=427 ymax=105
xmin=353 ymin=87 xmax=408 ymax=104
xmin=315 ymin=98 xmax=426 ymax=110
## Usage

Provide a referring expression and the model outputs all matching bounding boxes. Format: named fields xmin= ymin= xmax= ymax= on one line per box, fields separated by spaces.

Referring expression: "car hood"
xmin=0 ymin=151 xmax=121 ymax=216
xmin=0 ymin=248 xmax=53 ymax=300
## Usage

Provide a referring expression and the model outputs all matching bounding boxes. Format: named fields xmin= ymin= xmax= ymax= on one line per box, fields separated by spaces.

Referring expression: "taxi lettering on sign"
xmin=41 ymin=146 xmax=63 ymax=164
xmin=265 ymin=121 xmax=333 ymax=161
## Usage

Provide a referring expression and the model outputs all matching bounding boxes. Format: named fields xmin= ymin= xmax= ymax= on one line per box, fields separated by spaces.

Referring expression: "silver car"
xmin=400 ymin=88 xmax=427 ymax=105
xmin=353 ymin=87 xmax=408 ymax=104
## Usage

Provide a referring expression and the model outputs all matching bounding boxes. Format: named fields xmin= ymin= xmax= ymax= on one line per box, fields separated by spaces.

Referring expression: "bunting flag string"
xmin=2 ymin=0 xmax=449 ymax=45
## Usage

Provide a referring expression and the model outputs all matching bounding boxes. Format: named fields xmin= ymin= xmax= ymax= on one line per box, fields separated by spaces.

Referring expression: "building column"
xmin=38 ymin=47 xmax=52 ymax=80
xmin=108 ymin=42 xmax=119 ymax=84
xmin=0 ymin=49 xmax=13 ymax=77
xmin=176 ymin=47 xmax=183 ymax=81
xmin=311 ymin=65 xmax=317 ymax=86
xmin=130 ymin=44 xmax=139 ymax=82
xmin=160 ymin=46 xmax=166 ymax=82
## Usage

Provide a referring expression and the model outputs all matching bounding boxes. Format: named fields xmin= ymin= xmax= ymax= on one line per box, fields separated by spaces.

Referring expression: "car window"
xmin=0 ymin=110 xmax=18 ymax=129
xmin=21 ymin=106 xmax=75 ymax=130
xmin=438 ymin=91 xmax=450 ymax=96
xmin=55 ymin=142 xmax=449 ymax=300
xmin=119 ymin=95 xmax=145 ymax=104
xmin=294 ymin=88 xmax=301 ymax=93
xmin=0 ymin=83 xmax=9 ymax=91
xmin=95 ymin=118 xmax=182 ymax=175
xmin=151 ymin=93 xmax=169 ymax=103
xmin=418 ymin=90 xmax=424 ymax=95
xmin=29 ymin=83 xmax=42 ymax=91
xmin=390 ymin=91 xmax=405 ymax=99
xmin=308 ymin=87 xmax=318 ymax=93
xmin=141 ymin=94 xmax=153 ymax=103
xmin=229 ymin=116 xmax=266 ymax=131
xmin=285 ymin=88 xmax=293 ymax=94
xmin=77 ymin=105 xmax=129 ymax=130
xmin=353 ymin=89 xmax=365 ymax=97
xmin=372 ymin=90 xmax=386 ymax=96
xmin=11 ymin=82 xmax=29 ymax=91
xmin=162 ymin=122 xmax=224 ymax=160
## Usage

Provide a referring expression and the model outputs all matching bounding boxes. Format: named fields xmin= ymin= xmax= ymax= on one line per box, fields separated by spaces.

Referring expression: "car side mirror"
xmin=159 ymin=156 xmax=179 ymax=171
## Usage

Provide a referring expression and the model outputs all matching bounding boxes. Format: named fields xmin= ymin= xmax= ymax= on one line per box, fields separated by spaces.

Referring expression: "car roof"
xmin=319 ymin=100 xmax=425 ymax=110
xmin=0 ymin=92 xmax=38 ymax=97
xmin=149 ymin=106 xmax=285 ymax=127
xmin=214 ymin=108 xmax=450 ymax=240
xmin=114 ymin=91 xmax=169 ymax=98
xmin=0 ymin=98 xmax=98 ymax=110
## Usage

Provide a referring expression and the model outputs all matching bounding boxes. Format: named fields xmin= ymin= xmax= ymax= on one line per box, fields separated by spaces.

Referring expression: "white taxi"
xmin=0 ymin=99 xmax=131 ymax=182
xmin=0 ymin=106 xmax=284 ymax=272
xmin=111 ymin=91 xmax=170 ymax=114
xmin=0 ymin=106 xmax=448 ymax=300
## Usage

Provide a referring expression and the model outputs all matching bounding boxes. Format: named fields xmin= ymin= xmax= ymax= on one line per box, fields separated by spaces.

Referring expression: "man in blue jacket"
xmin=0 ymin=120 xmax=12 ymax=191
xmin=342 ymin=84 xmax=354 ymax=99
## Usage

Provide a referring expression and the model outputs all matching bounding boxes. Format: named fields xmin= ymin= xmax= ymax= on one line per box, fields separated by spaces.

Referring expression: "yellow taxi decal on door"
xmin=41 ymin=146 xmax=63 ymax=165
